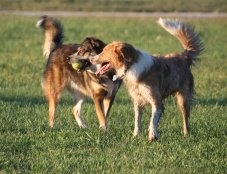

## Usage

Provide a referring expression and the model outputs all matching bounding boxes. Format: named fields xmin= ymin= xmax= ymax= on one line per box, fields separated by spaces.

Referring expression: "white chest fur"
xmin=125 ymin=50 xmax=154 ymax=83
xmin=124 ymin=50 xmax=154 ymax=106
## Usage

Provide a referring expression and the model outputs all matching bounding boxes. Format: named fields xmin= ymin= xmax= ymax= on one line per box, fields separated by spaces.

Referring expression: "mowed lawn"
xmin=0 ymin=16 xmax=226 ymax=173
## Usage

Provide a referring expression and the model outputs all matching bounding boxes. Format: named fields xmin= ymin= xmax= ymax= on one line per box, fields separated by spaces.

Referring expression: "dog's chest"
xmin=124 ymin=79 xmax=150 ymax=106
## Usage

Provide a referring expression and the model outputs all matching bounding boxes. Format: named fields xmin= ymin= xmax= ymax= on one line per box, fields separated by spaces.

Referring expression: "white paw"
xmin=133 ymin=129 xmax=140 ymax=137
xmin=76 ymin=118 xmax=88 ymax=129
xmin=79 ymin=122 xmax=88 ymax=129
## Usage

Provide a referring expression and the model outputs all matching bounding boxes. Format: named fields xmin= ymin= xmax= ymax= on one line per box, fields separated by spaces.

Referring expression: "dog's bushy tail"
xmin=158 ymin=18 xmax=203 ymax=65
xmin=36 ymin=15 xmax=64 ymax=58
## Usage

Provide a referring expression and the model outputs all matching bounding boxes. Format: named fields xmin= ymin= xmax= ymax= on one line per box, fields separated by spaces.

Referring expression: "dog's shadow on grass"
xmin=0 ymin=94 xmax=107 ymax=108
xmin=0 ymin=94 xmax=79 ymax=107
xmin=2 ymin=94 xmax=226 ymax=108
xmin=0 ymin=95 xmax=45 ymax=107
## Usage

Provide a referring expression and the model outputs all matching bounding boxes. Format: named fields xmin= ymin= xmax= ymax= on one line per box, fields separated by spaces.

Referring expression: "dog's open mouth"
xmin=95 ymin=62 xmax=112 ymax=75
xmin=68 ymin=56 xmax=113 ymax=76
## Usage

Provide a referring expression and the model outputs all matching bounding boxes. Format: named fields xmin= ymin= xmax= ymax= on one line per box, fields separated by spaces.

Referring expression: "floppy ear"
xmin=89 ymin=38 xmax=100 ymax=48
xmin=83 ymin=37 xmax=98 ymax=47
xmin=115 ymin=43 xmax=137 ymax=63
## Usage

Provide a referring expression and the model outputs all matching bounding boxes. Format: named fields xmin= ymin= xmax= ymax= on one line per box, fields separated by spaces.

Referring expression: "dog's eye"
xmin=78 ymin=50 xmax=85 ymax=56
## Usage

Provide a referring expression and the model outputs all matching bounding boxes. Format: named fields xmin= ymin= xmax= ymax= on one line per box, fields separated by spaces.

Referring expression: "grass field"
xmin=0 ymin=15 xmax=227 ymax=173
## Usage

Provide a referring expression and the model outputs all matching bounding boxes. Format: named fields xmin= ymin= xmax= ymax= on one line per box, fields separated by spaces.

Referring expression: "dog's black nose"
xmin=66 ymin=56 xmax=70 ymax=61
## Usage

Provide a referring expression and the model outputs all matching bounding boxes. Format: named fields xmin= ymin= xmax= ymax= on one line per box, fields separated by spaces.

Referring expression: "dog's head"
xmin=90 ymin=41 xmax=138 ymax=78
xmin=68 ymin=37 xmax=106 ymax=72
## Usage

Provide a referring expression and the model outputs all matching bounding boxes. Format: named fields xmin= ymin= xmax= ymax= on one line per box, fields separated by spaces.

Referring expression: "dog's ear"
xmin=115 ymin=43 xmax=136 ymax=63
xmin=90 ymin=39 xmax=100 ymax=48
xmin=84 ymin=37 xmax=106 ymax=54
xmin=84 ymin=37 xmax=99 ymax=48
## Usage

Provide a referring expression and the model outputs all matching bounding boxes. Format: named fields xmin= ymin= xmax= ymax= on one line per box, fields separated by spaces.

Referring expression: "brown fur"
xmin=37 ymin=16 xmax=121 ymax=129
xmin=90 ymin=19 xmax=203 ymax=141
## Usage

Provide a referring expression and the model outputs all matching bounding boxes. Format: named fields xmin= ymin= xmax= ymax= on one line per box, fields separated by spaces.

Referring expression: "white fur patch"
xmin=36 ymin=18 xmax=43 ymax=28
xmin=72 ymin=99 xmax=88 ymax=128
xmin=158 ymin=18 xmax=183 ymax=36
xmin=125 ymin=50 xmax=154 ymax=82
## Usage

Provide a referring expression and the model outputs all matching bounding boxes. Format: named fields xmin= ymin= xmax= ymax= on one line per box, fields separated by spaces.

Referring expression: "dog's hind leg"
xmin=175 ymin=91 xmax=191 ymax=135
xmin=71 ymin=92 xmax=88 ymax=128
xmin=48 ymin=98 xmax=57 ymax=128
xmin=42 ymin=72 xmax=65 ymax=128
xmin=45 ymin=87 xmax=62 ymax=128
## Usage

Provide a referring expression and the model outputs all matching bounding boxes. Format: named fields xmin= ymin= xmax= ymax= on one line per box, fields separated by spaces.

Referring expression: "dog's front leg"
xmin=148 ymin=103 xmax=163 ymax=141
xmin=133 ymin=103 xmax=142 ymax=137
xmin=103 ymin=97 xmax=115 ymax=119
xmin=93 ymin=93 xmax=107 ymax=130
xmin=72 ymin=98 xmax=88 ymax=128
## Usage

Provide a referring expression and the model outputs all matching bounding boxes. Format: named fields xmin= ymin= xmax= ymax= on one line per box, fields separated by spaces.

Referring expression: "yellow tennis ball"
xmin=72 ymin=62 xmax=82 ymax=70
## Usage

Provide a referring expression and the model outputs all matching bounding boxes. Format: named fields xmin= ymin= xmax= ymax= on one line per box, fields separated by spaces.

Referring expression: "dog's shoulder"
xmin=126 ymin=50 xmax=155 ymax=80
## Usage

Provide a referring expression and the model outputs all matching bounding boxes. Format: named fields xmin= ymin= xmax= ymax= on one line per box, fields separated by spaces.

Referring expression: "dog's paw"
xmin=133 ymin=130 xmax=141 ymax=137
xmin=99 ymin=125 xmax=108 ymax=131
xmin=49 ymin=121 xmax=55 ymax=128
xmin=148 ymin=135 xmax=158 ymax=142
xmin=77 ymin=120 xmax=88 ymax=129
xmin=79 ymin=123 xmax=88 ymax=129
xmin=148 ymin=129 xmax=158 ymax=142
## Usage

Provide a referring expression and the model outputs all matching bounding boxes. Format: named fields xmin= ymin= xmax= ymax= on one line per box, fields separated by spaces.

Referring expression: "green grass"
xmin=1 ymin=0 xmax=227 ymax=12
xmin=0 ymin=16 xmax=227 ymax=173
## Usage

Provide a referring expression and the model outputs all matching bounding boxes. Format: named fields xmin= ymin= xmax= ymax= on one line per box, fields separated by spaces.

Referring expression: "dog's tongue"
xmin=95 ymin=63 xmax=111 ymax=75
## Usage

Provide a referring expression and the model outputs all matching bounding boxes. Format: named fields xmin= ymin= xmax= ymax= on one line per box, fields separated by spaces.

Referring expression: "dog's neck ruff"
xmin=122 ymin=50 xmax=154 ymax=81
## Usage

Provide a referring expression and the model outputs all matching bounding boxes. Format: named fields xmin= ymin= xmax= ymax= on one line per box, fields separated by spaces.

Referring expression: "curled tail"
xmin=158 ymin=18 xmax=203 ymax=65
xmin=36 ymin=15 xmax=64 ymax=58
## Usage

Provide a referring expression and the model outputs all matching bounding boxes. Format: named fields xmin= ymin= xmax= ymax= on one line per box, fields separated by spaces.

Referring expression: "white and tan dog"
xmin=89 ymin=18 xmax=203 ymax=141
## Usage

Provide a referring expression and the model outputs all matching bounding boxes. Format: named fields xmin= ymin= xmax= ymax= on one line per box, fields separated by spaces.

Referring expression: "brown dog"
xmin=89 ymin=18 xmax=203 ymax=141
xmin=36 ymin=15 xmax=121 ymax=129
